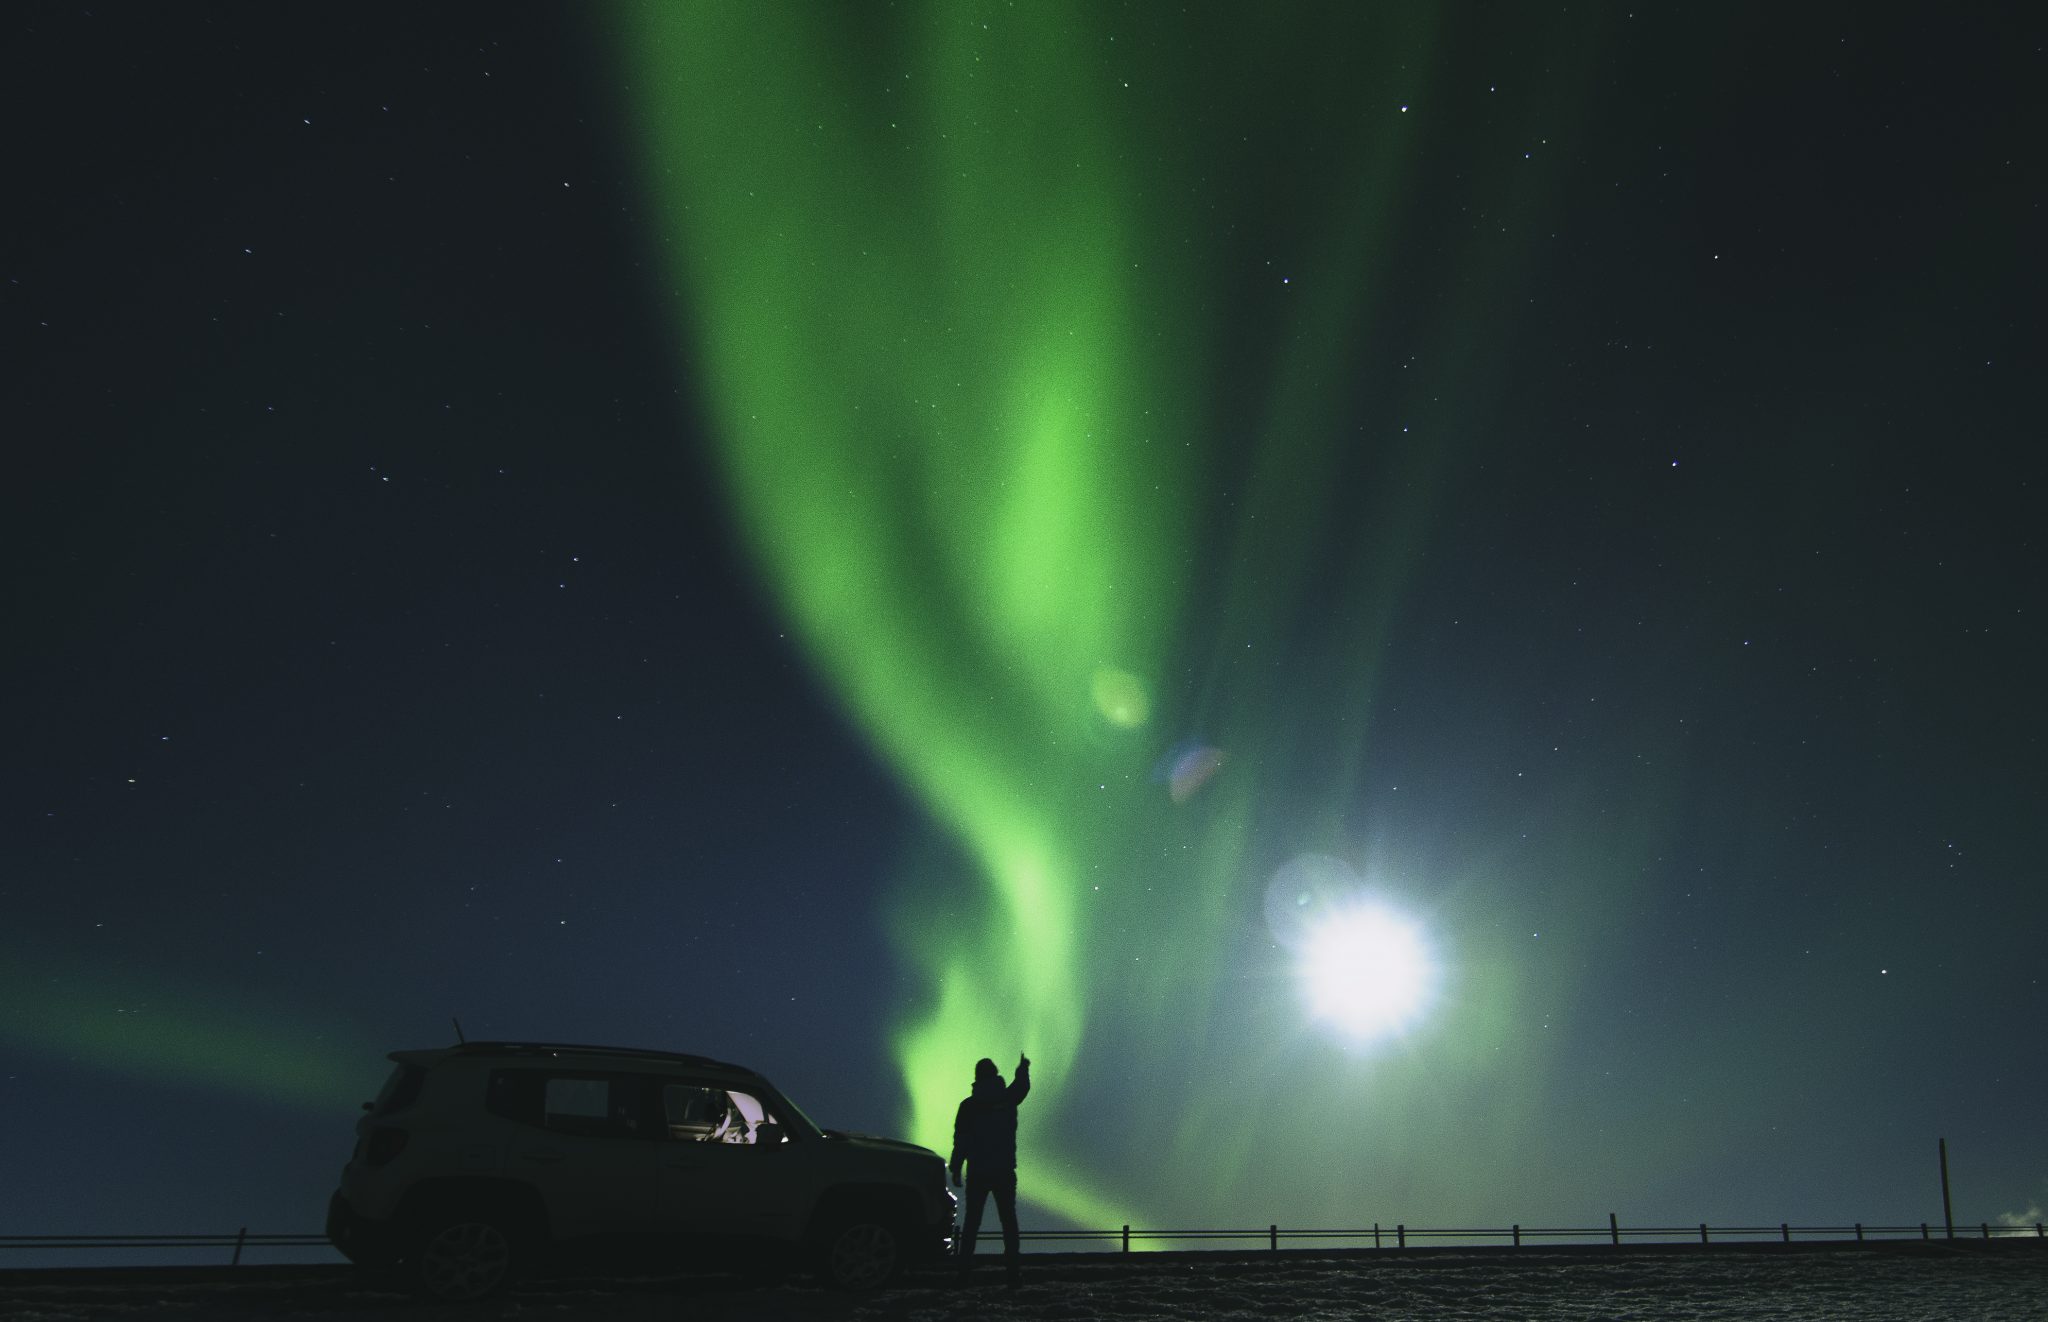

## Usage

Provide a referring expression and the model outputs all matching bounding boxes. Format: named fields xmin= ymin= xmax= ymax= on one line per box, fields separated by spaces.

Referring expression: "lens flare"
xmin=1091 ymin=668 xmax=1151 ymax=729
xmin=1167 ymin=744 xmax=1224 ymax=802
xmin=1263 ymin=853 xmax=1365 ymax=950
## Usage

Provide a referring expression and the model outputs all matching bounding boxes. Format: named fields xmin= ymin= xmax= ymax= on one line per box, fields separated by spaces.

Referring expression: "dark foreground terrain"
xmin=4 ymin=1243 xmax=2044 ymax=1321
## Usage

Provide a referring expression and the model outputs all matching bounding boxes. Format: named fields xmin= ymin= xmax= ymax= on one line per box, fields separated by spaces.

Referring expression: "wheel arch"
xmin=805 ymin=1182 xmax=922 ymax=1242
xmin=396 ymin=1177 xmax=551 ymax=1245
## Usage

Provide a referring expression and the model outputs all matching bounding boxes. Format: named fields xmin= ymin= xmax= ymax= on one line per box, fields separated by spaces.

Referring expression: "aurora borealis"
xmin=609 ymin=2 xmax=1576 ymax=1228
xmin=613 ymin=2 xmax=1203 ymax=1225
xmin=7 ymin=0 xmax=2045 ymax=1254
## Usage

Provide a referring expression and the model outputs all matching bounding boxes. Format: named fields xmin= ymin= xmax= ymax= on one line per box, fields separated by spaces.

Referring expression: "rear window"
xmin=370 ymin=1064 xmax=425 ymax=1116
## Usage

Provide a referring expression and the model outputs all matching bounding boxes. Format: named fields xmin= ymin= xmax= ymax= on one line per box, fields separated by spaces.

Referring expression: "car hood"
xmin=822 ymin=1129 xmax=940 ymax=1159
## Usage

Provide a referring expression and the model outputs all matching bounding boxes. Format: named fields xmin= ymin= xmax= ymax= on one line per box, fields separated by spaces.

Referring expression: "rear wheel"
xmin=414 ymin=1214 xmax=518 ymax=1301
xmin=818 ymin=1215 xmax=903 ymax=1290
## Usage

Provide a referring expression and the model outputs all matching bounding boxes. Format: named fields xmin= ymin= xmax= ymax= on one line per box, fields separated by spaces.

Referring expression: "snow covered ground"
xmin=3 ymin=1245 xmax=2043 ymax=1321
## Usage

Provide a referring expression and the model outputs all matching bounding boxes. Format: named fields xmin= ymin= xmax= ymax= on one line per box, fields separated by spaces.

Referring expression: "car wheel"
xmin=415 ymin=1214 xmax=517 ymax=1301
xmin=820 ymin=1215 xmax=903 ymax=1290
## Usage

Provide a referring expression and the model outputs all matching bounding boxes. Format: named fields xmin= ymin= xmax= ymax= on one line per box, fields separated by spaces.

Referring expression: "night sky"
xmin=6 ymin=2 xmax=2044 ymax=1246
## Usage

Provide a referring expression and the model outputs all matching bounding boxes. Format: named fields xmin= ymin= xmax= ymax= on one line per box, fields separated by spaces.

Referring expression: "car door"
xmin=652 ymin=1080 xmax=804 ymax=1243
xmin=500 ymin=1071 xmax=656 ymax=1239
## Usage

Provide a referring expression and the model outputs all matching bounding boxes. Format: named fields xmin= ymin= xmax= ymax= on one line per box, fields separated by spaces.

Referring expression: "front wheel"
xmin=414 ymin=1214 xmax=517 ymax=1301
xmin=819 ymin=1216 xmax=903 ymax=1290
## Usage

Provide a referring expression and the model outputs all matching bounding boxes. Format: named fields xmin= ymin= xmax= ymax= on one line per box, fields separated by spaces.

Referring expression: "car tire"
xmin=818 ymin=1214 xmax=904 ymax=1290
xmin=413 ymin=1212 xmax=520 ymax=1301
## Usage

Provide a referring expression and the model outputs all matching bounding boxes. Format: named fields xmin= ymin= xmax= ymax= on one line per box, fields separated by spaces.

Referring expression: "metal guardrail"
xmin=969 ymin=1217 xmax=2048 ymax=1252
xmin=0 ymin=1231 xmax=329 ymax=1265
xmin=4 ymin=1218 xmax=2043 ymax=1265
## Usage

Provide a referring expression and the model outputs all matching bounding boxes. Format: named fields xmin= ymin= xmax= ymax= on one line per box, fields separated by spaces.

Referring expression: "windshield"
xmin=757 ymin=1081 xmax=824 ymax=1140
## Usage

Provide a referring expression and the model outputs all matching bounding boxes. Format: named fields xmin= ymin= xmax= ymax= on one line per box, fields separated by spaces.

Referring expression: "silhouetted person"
xmin=949 ymin=1052 xmax=1030 ymax=1285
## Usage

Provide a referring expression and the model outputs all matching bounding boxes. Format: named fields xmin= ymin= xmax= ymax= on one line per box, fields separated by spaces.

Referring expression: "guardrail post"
xmin=231 ymin=1226 xmax=246 ymax=1266
xmin=1920 ymin=1223 xmax=1929 ymax=1240
xmin=1981 ymin=1223 xmax=1989 ymax=1240
xmin=1609 ymin=1213 xmax=1619 ymax=1246
xmin=1780 ymin=1223 xmax=1790 ymax=1243
xmin=1512 ymin=1224 xmax=1520 ymax=1247
xmin=1855 ymin=1223 xmax=1863 ymax=1242
xmin=1269 ymin=1224 xmax=1278 ymax=1252
xmin=1373 ymin=1222 xmax=1381 ymax=1249
xmin=1700 ymin=1223 xmax=1708 ymax=1244
xmin=1122 ymin=1224 xmax=1130 ymax=1253
xmin=1397 ymin=1223 xmax=1405 ymax=1248
xmin=1939 ymin=1138 xmax=1954 ymax=1240
xmin=2037 ymin=1222 xmax=2043 ymax=1238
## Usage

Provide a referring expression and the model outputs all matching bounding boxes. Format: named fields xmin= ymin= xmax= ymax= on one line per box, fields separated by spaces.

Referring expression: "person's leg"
xmin=959 ymin=1175 xmax=990 ymax=1264
xmin=993 ymin=1172 xmax=1019 ymax=1255
xmin=993 ymin=1170 xmax=1020 ymax=1282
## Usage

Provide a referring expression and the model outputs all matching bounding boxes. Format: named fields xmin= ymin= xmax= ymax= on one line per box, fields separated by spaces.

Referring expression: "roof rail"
xmin=447 ymin=1041 xmax=754 ymax=1073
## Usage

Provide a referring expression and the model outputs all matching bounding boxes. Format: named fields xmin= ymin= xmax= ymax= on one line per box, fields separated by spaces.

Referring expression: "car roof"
xmin=391 ymin=1041 xmax=766 ymax=1080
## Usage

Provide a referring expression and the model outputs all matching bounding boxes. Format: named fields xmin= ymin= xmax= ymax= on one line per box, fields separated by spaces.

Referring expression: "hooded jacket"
xmin=949 ymin=1061 xmax=1031 ymax=1177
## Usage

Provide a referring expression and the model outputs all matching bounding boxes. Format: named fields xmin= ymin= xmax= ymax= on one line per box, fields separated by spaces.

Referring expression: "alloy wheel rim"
xmin=421 ymin=1221 xmax=511 ymax=1300
xmin=831 ymin=1223 xmax=898 ymax=1288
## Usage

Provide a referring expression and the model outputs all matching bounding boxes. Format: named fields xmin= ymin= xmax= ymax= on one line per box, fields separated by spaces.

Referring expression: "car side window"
xmin=485 ymin=1069 xmax=545 ymax=1126
xmin=545 ymin=1077 xmax=611 ymax=1136
xmin=486 ymin=1069 xmax=639 ymax=1138
xmin=660 ymin=1083 xmax=786 ymax=1145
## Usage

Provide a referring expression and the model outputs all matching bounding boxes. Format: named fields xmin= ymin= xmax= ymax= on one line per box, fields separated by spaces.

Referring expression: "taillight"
xmin=364 ymin=1128 xmax=409 ymax=1167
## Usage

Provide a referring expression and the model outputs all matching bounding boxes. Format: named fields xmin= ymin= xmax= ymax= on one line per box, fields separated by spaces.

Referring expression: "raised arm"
xmin=1008 ymin=1053 xmax=1032 ymax=1105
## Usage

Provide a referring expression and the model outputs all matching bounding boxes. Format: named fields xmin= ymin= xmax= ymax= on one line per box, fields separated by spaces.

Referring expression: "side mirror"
xmin=755 ymin=1122 xmax=785 ymax=1146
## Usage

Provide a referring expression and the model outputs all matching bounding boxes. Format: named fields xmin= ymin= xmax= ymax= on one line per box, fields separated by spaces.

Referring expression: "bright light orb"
xmin=1300 ymin=904 xmax=1437 ymax=1043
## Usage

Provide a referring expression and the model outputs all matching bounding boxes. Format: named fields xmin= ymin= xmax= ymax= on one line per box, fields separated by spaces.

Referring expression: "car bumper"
xmin=326 ymin=1190 xmax=404 ymax=1267
xmin=921 ymin=1188 xmax=959 ymax=1259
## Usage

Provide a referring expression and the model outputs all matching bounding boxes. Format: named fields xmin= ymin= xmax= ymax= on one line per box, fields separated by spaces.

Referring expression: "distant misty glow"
xmin=1299 ymin=903 xmax=1438 ymax=1043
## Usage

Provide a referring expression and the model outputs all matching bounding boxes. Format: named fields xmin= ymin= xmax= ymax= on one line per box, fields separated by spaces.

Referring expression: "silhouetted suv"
xmin=326 ymin=1041 xmax=956 ymax=1299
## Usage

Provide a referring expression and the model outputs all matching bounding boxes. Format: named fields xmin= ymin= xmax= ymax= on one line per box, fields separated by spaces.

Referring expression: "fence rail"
xmin=975 ymin=1218 xmax=2048 ymax=1252
xmin=0 ymin=1231 xmax=328 ymax=1265
xmin=4 ymin=1218 xmax=2044 ymax=1266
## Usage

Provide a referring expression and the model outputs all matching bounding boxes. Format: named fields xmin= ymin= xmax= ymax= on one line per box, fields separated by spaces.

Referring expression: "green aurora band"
xmin=0 ymin=944 xmax=371 ymax=1108
xmin=615 ymin=4 xmax=1658 ymax=1227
